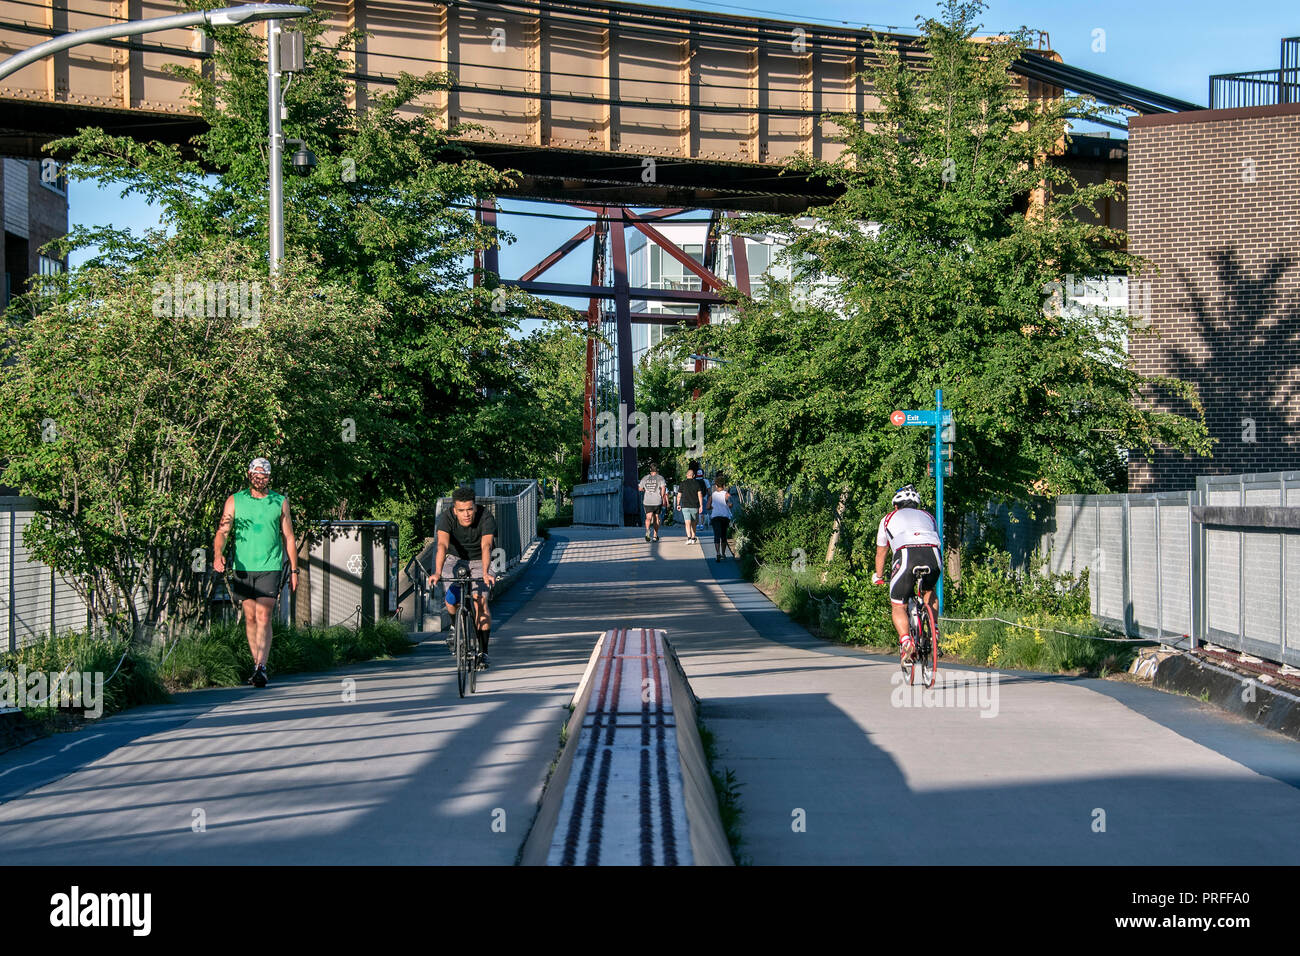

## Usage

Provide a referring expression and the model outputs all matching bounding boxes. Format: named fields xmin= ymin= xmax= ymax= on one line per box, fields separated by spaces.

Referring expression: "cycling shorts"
xmin=889 ymin=546 xmax=941 ymax=606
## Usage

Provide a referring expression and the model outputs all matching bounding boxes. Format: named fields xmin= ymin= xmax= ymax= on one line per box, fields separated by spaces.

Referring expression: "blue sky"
xmin=68 ymin=0 xmax=1296 ymax=306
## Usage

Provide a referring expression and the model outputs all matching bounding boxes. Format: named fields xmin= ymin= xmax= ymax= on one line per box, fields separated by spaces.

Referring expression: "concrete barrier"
xmin=1149 ymin=651 xmax=1300 ymax=742
xmin=519 ymin=628 xmax=733 ymax=865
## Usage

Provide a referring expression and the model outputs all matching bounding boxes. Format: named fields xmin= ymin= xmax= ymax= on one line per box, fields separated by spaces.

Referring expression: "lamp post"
xmin=267 ymin=15 xmax=284 ymax=273
xmin=0 ymin=4 xmax=311 ymax=272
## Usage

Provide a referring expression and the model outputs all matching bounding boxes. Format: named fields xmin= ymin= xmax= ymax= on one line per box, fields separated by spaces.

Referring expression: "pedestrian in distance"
xmin=676 ymin=466 xmax=706 ymax=543
xmin=708 ymin=477 xmax=734 ymax=562
xmin=639 ymin=463 xmax=669 ymax=542
xmin=212 ymin=458 xmax=299 ymax=688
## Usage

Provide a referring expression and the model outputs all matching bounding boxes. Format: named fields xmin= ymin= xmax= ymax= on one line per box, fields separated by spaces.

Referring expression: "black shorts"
xmin=889 ymin=546 xmax=941 ymax=605
xmin=229 ymin=569 xmax=282 ymax=602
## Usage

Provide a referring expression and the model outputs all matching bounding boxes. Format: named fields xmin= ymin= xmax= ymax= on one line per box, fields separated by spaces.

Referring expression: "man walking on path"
xmin=213 ymin=458 xmax=298 ymax=688
xmin=675 ymin=467 xmax=705 ymax=543
xmin=639 ymin=463 xmax=669 ymax=542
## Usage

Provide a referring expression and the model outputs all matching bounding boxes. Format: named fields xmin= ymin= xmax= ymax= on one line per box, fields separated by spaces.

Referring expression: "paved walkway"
xmin=2 ymin=524 xmax=1299 ymax=864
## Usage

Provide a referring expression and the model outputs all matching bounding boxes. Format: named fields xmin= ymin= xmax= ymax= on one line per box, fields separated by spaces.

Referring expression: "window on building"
xmin=649 ymin=243 xmax=704 ymax=292
xmin=38 ymin=158 xmax=67 ymax=196
xmin=38 ymin=255 xmax=64 ymax=276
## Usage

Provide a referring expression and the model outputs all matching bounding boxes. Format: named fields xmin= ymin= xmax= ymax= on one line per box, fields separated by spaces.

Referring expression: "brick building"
xmin=1126 ymin=103 xmax=1300 ymax=492
xmin=3 ymin=156 xmax=66 ymax=308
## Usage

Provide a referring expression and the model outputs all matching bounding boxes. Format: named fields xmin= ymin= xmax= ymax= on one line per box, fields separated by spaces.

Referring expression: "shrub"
xmin=733 ymin=488 xmax=836 ymax=577
xmin=2 ymin=628 xmax=170 ymax=718
xmin=839 ymin=570 xmax=904 ymax=648
xmin=949 ymin=548 xmax=1089 ymax=619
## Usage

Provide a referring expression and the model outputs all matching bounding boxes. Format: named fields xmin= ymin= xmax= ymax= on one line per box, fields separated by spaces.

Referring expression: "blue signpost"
xmin=890 ymin=390 xmax=954 ymax=614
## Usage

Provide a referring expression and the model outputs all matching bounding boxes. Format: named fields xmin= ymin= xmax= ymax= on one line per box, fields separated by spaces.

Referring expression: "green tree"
xmin=677 ymin=0 xmax=1211 ymax=563
xmin=0 ymin=239 xmax=382 ymax=638
xmin=467 ymin=321 xmax=587 ymax=503
xmin=44 ymin=1 xmax=560 ymax=519
xmin=634 ymin=349 xmax=695 ymax=484
xmin=1 ymin=1 xmax=575 ymax=634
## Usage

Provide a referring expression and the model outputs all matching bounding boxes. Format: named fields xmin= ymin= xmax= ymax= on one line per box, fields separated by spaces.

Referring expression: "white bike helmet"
xmin=892 ymin=484 xmax=922 ymax=508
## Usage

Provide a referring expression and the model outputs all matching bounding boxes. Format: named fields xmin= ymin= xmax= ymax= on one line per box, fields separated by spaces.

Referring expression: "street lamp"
xmin=0 ymin=4 xmax=311 ymax=274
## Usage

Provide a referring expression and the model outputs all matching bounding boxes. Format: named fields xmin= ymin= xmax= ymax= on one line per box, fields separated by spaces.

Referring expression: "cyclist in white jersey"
xmin=872 ymin=484 xmax=942 ymax=663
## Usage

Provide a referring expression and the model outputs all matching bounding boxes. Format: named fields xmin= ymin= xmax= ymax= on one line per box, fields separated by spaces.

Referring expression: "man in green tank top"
xmin=212 ymin=458 xmax=299 ymax=688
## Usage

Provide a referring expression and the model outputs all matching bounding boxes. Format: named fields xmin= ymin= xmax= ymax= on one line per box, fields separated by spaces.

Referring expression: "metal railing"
xmin=1 ymin=498 xmax=399 ymax=649
xmin=1209 ymin=37 xmax=1300 ymax=108
xmin=1194 ymin=472 xmax=1300 ymax=666
xmin=1045 ymin=472 xmax=1300 ymax=668
xmin=1 ymin=498 xmax=99 ymax=651
xmin=572 ymin=478 xmax=623 ymax=526
xmin=406 ymin=479 xmax=539 ymax=630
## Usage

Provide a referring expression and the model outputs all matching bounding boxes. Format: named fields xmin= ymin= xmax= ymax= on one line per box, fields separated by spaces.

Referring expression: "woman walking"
xmin=708 ymin=478 xmax=734 ymax=563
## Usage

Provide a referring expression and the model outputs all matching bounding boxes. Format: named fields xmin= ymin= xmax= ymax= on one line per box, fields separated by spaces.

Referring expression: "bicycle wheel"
xmin=466 ymin=614 xmax=478 ymax=695
xmin=919 ymin=602 xmax=938 ymax=690
xmin=903 ymin=598 xmax=920 ymax=685
xmin=455 ymin=608 xmax=470 ymax=698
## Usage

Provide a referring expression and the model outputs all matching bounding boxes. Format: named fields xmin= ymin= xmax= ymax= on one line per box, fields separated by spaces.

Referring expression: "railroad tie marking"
xmin=549 ymin=627 xmax=690 ymax=865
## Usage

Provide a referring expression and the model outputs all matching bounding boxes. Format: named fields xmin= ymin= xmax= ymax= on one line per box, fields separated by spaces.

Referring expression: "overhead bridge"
xmin=0 ymin=0 xmax=1188 ymax=211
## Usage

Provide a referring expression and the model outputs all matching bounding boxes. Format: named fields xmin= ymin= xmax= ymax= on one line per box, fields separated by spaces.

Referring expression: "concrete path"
xmin=2 ymin=524 xmax=1299 ymax=864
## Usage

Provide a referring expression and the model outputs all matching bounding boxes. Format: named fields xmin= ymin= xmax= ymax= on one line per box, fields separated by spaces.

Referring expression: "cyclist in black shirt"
xmin=427 ymin=487 xmax=498 ymax=667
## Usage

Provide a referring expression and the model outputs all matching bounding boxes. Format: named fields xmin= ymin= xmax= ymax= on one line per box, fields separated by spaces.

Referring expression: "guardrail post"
xmin=1121 ymin=494 xmax=1131 ymax=636
xmin=7 ymin=508 xmax=14 ymax=652
xmin=1237 ymin=476 xmax=1246 ymax=652
xmin=1094 ymin=498 xmax=1101 ymax=618
xmin=1154 ymin=496 xmax=1163 ymax=642
xmin=1190 ymin=486 xmax=1202 ymax=651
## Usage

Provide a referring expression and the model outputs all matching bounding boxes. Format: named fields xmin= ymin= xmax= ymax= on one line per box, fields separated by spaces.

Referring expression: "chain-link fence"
xmin=1050 ymin=492 xmax=1195 ymax=646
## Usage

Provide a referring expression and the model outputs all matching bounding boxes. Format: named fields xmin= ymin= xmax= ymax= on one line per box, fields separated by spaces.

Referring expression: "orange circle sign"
xmin=890 ymin=410 xmax=905 ymax=427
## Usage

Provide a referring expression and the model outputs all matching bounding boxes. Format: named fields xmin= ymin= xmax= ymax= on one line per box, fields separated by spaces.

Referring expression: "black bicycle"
xmin=901 ymin=564 xmax=940 ymax=689
xmin=445 ymin=563 xmax=490 ymax=697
